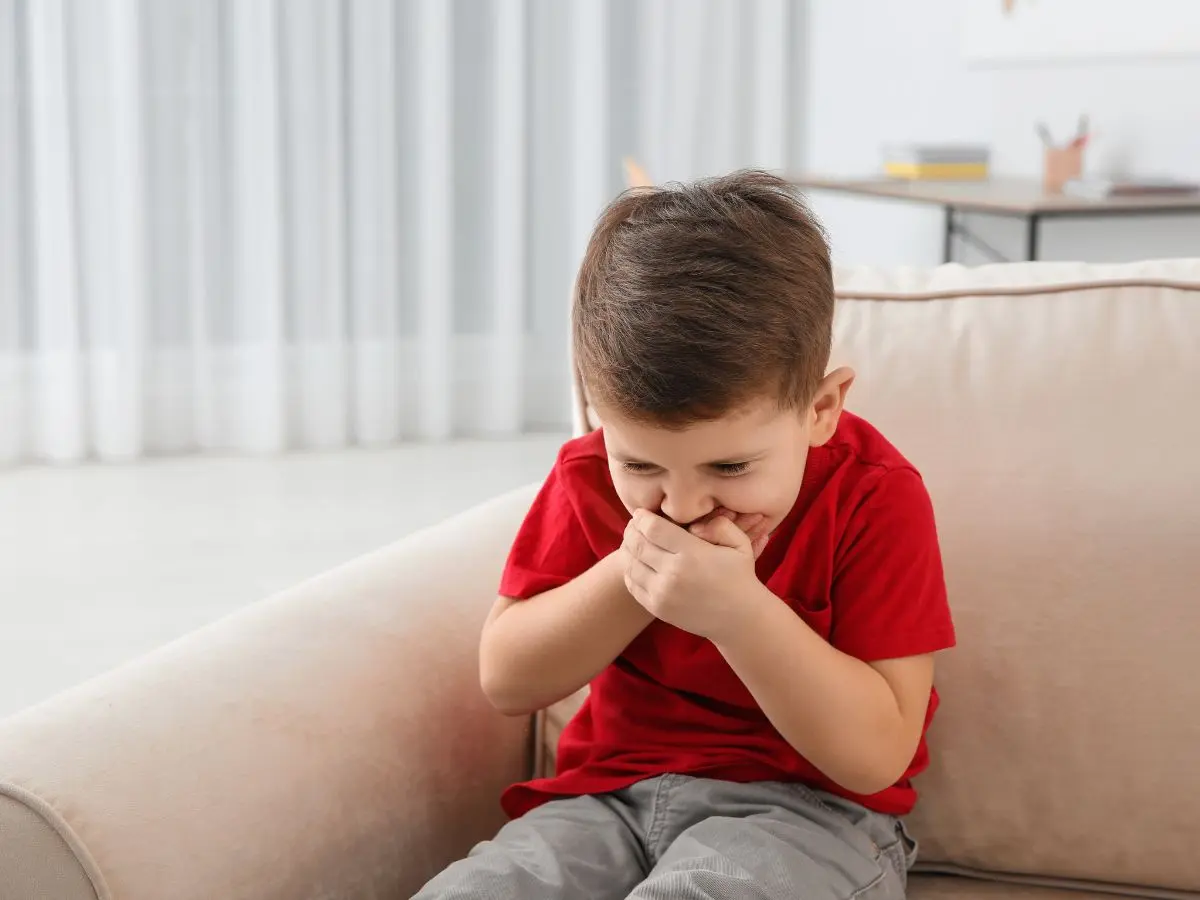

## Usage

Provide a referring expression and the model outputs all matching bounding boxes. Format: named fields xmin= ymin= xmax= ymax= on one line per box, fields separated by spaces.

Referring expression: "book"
xmin=884 ymin=161 xmax=990 ymax=181
xmin=882 ymin=143 xmax=991 ymax=166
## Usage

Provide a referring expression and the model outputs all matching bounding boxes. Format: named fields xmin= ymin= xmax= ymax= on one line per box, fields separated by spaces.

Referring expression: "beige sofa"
xmin=2 ymin=260 xmax=1198 ymax=900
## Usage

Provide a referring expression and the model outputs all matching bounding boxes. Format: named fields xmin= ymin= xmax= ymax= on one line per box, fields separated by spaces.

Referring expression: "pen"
xmin=1070 ymin=114 xmax=1090 ymax=149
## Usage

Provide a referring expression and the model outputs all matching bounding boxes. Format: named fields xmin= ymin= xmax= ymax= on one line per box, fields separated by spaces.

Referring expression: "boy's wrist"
xmin=602 ymin=549 xmax=657 ymax=624
xmin=599 ymin=547 xmax=630 ymax=583
xmin=709 ymin=579 xmax=779 ymax=648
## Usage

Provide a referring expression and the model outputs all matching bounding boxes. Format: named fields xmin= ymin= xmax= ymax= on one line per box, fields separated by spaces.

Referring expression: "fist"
xmin=620 ymin=509 xmax=763 ymax=640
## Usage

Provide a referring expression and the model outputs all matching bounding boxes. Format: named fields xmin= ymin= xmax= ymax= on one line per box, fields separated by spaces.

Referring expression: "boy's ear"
xmin=808 ymin=367 xmax=855 ymax=447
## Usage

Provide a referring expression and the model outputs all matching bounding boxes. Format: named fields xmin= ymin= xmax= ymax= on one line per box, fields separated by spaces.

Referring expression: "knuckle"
xmin=660 ymin=561 xmax=682 ymax=588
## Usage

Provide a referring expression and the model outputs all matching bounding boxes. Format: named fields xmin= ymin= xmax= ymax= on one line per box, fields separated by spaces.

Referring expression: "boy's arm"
xmin=625 ymin=470 xmax=952 ymax=797
xmin=714 ymin=602 xmax=934 ymax=795
xmin=629 ymin=512 xmax=933 ymax=794
xmin=480 ymin=550 xmax=654 ymax=716
xmin=711 ymin=468 xmax=950 ymax=794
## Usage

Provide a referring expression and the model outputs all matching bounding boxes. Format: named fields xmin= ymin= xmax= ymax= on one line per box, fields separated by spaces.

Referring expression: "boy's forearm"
xmin=714 ymin=585 xmax=914 ymax=795
xmin=480 ymin=551 xmax=654 ymax=715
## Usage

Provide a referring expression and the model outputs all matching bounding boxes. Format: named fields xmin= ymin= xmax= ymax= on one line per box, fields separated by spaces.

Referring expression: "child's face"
xmin=600 ymin=369 xmax=853 ymax=540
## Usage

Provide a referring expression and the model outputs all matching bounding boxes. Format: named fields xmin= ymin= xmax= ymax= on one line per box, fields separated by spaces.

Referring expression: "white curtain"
xmin=0 ymin=0 xmax=807 ymax=463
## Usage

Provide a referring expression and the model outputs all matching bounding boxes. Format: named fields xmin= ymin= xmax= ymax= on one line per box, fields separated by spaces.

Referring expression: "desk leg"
xmin=1026 ymin=214 xmax=1041 ymax=261
xmin=943 ymin=207 xmax=954 ymax=263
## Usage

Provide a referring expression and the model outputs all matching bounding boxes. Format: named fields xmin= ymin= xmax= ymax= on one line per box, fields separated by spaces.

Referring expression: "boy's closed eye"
xmin=620 ymin=460 xmax=754 ymax=477
xmin=713 ymin=461 xmax=752 ymax=476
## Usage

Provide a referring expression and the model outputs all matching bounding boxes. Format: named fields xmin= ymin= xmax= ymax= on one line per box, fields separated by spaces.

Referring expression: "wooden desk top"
xmin=793 ymin=175 xmax=1200 ymax=216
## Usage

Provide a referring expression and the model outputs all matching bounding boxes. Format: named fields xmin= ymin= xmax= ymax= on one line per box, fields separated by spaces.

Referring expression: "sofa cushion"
xmin=908 ymin=874 xmax=1167 ymax=900
xmin=566 ymin=259 xmax=1200 ymax=897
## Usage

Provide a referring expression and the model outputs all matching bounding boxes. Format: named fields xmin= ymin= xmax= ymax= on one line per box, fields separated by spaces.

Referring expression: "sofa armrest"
xmin=0 ymin=485 xmax=538 ymax=900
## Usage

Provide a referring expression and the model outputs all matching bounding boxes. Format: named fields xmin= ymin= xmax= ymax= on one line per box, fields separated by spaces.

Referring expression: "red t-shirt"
xmin=498 ymin=411 xmax=956 ymax=819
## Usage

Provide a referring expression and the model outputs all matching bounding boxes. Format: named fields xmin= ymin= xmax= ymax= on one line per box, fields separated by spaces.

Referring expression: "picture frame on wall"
xmin=962 ymin=0 xmax=1200 ymax=65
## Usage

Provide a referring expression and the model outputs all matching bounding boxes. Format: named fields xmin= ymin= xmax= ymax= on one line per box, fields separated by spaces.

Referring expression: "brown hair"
xmin=573 ymin=170 xmax=834 ymax=427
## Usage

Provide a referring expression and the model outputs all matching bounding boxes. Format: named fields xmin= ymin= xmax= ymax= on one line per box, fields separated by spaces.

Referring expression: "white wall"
xmin=803 ymin=0 xmax=1200 ymax=266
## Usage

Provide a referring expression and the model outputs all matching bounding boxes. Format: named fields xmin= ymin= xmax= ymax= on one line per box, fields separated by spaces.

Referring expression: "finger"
xmin=743 ymin=517 xmax=770 ymax=543
xmin=690 ymin=514 xmax=726 ymax=541
xmin=687 ymin=507 xmax=732 ymax=536
xmin=624 ymin=556 xmax=656 ymax=593
xmin=732 ymin=512 xmax=765 ymax=536
xmin=708 ymin=507 xmax=764 ymax=537
xmin=631 ymin=509 xmax=692 ymax=553
xmin=691 ymin=512 xmax=761 ymax=543
xmin=622 ymin=530 xmax=673 ymax=571
xmin=698 ymin=514 xmax=752 ymax=551
xmin=624 ymin=568 xmax=647 ymax=605
xmin=751 ymin=533 xmax=770 ymax=558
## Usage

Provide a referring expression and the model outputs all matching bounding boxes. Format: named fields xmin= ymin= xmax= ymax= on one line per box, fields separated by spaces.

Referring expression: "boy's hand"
xmin=695 ymin=507 xmax=771 ymax=559
xmin=621 ymin=509 xmax=768 ymax=641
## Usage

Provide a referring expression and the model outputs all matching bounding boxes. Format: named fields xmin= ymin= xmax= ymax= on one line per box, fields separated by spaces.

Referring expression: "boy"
xmin=416 ymin=171 xmax=955 ymax=900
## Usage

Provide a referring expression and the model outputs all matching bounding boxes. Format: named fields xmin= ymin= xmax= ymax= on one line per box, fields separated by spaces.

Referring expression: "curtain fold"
xmin=0 ymin=0 xmax=807 ymax=463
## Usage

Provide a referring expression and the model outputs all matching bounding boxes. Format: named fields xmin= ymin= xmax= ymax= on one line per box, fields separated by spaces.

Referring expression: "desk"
xmin=794 ymin=175 xmax=1200 ymax=262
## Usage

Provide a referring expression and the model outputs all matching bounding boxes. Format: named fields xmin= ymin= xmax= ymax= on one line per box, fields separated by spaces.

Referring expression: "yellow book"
xmin=884 ymin=162 xmax=989 ymax=181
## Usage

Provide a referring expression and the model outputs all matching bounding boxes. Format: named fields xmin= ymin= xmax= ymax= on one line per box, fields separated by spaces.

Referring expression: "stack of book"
xmin=882 ymin=144 xmax=991 ymax=181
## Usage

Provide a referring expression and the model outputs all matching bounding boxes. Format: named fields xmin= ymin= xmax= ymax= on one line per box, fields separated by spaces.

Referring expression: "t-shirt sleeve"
xmin=829 ymin=468 xmax=956 ymax=661
xmin=498 ymin=448 xmax=626 ymax=600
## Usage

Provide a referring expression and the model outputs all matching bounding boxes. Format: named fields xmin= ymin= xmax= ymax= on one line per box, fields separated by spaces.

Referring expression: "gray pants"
xmin=414 ymin=775 xmax=916 ymax=900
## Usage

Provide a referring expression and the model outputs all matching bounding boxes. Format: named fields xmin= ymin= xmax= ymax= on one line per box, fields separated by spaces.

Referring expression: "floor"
xmin=0 ymin=436 xmax=565 ymax=720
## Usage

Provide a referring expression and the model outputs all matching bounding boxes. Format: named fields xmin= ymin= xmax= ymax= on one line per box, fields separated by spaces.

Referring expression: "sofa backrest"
xmin=572 ymin=259 xmax=1200 ymax=897
xmin=833 ymin=260 xmax=1200 ymax=897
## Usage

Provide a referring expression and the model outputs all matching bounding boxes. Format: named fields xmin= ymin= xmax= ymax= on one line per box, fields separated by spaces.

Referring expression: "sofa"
xmin=2 ymin=259 xmax=1198 ymax=900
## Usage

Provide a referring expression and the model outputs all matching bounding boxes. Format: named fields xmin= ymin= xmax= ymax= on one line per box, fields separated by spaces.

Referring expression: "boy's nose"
xmin=659 ymin=495 xmax=715 ymax=528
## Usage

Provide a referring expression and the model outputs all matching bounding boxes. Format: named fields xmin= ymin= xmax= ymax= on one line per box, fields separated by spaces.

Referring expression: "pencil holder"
xmin=1043 ymin=144 xmax=1083 ymax=193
